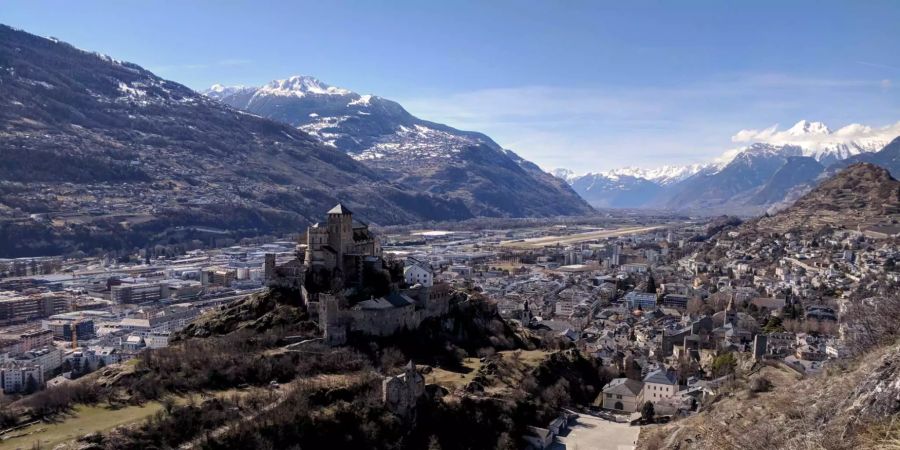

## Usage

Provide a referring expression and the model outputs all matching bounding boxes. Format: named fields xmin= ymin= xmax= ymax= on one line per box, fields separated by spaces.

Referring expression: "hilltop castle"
xmin=269 ymin=203 xmax=455 ymax=346
xmin=304 ymin=203 xmax=381 ymax=279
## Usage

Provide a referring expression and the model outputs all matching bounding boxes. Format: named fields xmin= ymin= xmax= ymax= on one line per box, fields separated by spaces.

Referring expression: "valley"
xmin=0 ymin=4 xmax=898 ymax=450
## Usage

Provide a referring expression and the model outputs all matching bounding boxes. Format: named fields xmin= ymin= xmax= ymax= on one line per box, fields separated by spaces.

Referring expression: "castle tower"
xmin=305 ymin=223 xmax=328 ymax=266
xmin=264 ymin=253 xmax=276 ymax=281
xmin=327 ymin=203 xmax=354 ymax=268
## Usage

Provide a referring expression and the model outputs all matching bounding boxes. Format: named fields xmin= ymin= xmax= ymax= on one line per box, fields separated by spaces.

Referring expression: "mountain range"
xmin=557 ymin=122 xmax=900 ymax=212
xmin=204 ymin=76 xmax=592 ymax=218
xmin=0 ymin=25 xmax=589 ymax=256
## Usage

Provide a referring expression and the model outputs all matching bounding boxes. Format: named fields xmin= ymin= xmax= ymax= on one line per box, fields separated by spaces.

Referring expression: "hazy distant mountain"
xmin=554 ymin=164 xmax=707 ymax=209
xmin=658 ymin=144 xmax=801 ymax=210
xmin=564 ymin=173 xmax=663 ymax=208
xmin=555 ymin=121 xmax=900 ymax=212
xmin=205 ymin=76 xmax=594 ymax=218
xmin=832 ymin=136 xmax=900 ymax=178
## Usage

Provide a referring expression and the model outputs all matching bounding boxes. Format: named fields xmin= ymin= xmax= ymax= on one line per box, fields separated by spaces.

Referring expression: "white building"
xmin=642 ymin=369 xmax=679 ymax=402
xmin=14 ymin=347 xmax=64 ymax=376
xmin=1 ymin=362 xmax=44 ymax=394
xmin=404 ymin=260 xmax=433 ymax=287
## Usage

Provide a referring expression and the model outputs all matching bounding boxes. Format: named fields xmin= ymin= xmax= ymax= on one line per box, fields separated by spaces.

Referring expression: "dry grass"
xmin=637 ymin=355 xmax=880 ymax=450
xmin=0 ymin=403 xmax=163 ymax=450
xmin=425 ymin=350 xmax=550 ymax=392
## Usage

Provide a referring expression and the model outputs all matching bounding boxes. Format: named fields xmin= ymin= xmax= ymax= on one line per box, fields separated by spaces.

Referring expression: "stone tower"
xmin=264 ymin=253 xmax=276 ymax=281
xmin=382 ymin=361 xmax=425 ymax=420
xmin=305 ymin=223 xmax=328 ymax=266
xmin=327 ymin=203 xmax=354 ymax=268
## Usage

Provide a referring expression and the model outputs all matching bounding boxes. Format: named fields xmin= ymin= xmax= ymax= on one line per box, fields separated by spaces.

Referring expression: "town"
xmin=2 ymin=197 xmax=897 ymax=448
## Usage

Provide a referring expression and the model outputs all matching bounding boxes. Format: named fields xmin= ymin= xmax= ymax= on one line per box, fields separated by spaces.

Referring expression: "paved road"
xmin=551 ymin=413 xmax=639 ymax=450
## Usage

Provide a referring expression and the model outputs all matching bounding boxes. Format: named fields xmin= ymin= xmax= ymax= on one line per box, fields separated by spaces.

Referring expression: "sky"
xmin=3 ymin=0 xmax=900 ymax=172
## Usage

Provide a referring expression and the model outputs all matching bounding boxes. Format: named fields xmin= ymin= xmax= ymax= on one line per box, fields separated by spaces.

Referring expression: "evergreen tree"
xmin=24 ymin=374 xmax=39 ymax=394
xmin=641 ymin=401 xmax=655 ymax=423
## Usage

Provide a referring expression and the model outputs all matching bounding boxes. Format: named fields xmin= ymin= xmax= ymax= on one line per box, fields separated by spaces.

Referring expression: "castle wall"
xmin=349 ymin=304 xmax=418 ymax=336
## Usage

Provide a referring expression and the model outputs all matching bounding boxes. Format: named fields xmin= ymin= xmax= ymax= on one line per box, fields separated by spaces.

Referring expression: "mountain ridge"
xmin=0 ymin=26 xmax=479 ymax=256
xmin=204 ymin=76 xmax=594 ymax=218
xmin=556 ymin=128 xmax=900 ymax=212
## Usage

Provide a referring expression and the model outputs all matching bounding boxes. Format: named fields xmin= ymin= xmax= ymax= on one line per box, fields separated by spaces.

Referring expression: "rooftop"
xmin=328 ymin=203 xmax=352 ymax=215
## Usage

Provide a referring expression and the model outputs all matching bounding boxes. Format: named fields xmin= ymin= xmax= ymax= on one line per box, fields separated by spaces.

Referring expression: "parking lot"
xmin=551 ymin=412 xmax=640 ymax=450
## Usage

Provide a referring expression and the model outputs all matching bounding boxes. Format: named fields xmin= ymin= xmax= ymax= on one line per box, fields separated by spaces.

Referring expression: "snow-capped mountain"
xmin=554 ymin=120 xmax=899 ymax=212
xmin=730 ymin=120 xmax=900 ymax=166
xmin=603 ymin=164 xmax=708 ymax=185
xmin=554 ymin=163 xmax=706 ymax=186
xmin=204 ymin=76 xmax=593 ymax=218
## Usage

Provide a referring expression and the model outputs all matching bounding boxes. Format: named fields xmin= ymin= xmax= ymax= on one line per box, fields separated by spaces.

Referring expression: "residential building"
xmin=601 ymin=377 xmax=644 ymax=412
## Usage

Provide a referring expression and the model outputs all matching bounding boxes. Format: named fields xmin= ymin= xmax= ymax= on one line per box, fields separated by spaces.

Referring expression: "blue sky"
xmin=4 ymin=0 xmax=899 ymax=172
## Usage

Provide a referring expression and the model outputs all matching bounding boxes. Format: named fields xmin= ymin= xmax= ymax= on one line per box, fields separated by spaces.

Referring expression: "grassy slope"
xmin=0 ymin=403 xmax=163 ymax=450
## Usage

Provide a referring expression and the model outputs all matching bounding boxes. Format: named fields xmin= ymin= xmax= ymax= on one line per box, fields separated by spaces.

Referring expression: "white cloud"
xmin=730 ymin=120 xmax=900 ymax=148
xmin=397 ymin=73 xmax=899 ymax=172
xmin=731 ymin=124 xmax=778 ymax=142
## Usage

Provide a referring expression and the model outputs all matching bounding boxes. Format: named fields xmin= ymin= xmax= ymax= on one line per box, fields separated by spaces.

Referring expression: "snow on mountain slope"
xmin=604 ymin=164 xmax=708 ymax=185
xmin=554 ymin=120 xmax=899 ymax=211
xmin=730 ymin=119 xmax=900 ymax=165
xmin=205 ymin=76 xmax=497 ymax=161
xmin=203 ymin=76 xmax=594 ymax=218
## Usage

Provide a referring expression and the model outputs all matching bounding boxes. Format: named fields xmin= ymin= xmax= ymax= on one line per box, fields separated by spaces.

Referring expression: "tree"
xmin=646 ymin=276 xmax=657 ymax=294
xmin=711 ymin=352 xmax=737 ymax=377
xmin=641 ymin=401 xmax=655 ymax=423
xmin=24 ymin=374 xmax=39 ymax=395
xmin=763 ymin=316 xmax=784 ymax=333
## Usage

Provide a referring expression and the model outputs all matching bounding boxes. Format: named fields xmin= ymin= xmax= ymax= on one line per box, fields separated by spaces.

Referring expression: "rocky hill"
xmin=206 ymin=76 xmax=594 ymax=218
xmin=753 ymin=163 xmax=900 ymax=233
xmin=639 ymin=342 xmax=900 ymax=449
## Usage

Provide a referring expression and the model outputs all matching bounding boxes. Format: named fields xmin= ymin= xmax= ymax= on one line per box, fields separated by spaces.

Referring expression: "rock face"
xmin=206 ymin=77 xmax=594 ymax=218
xmin=848 ymin=348 xmax=900 ymax=419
